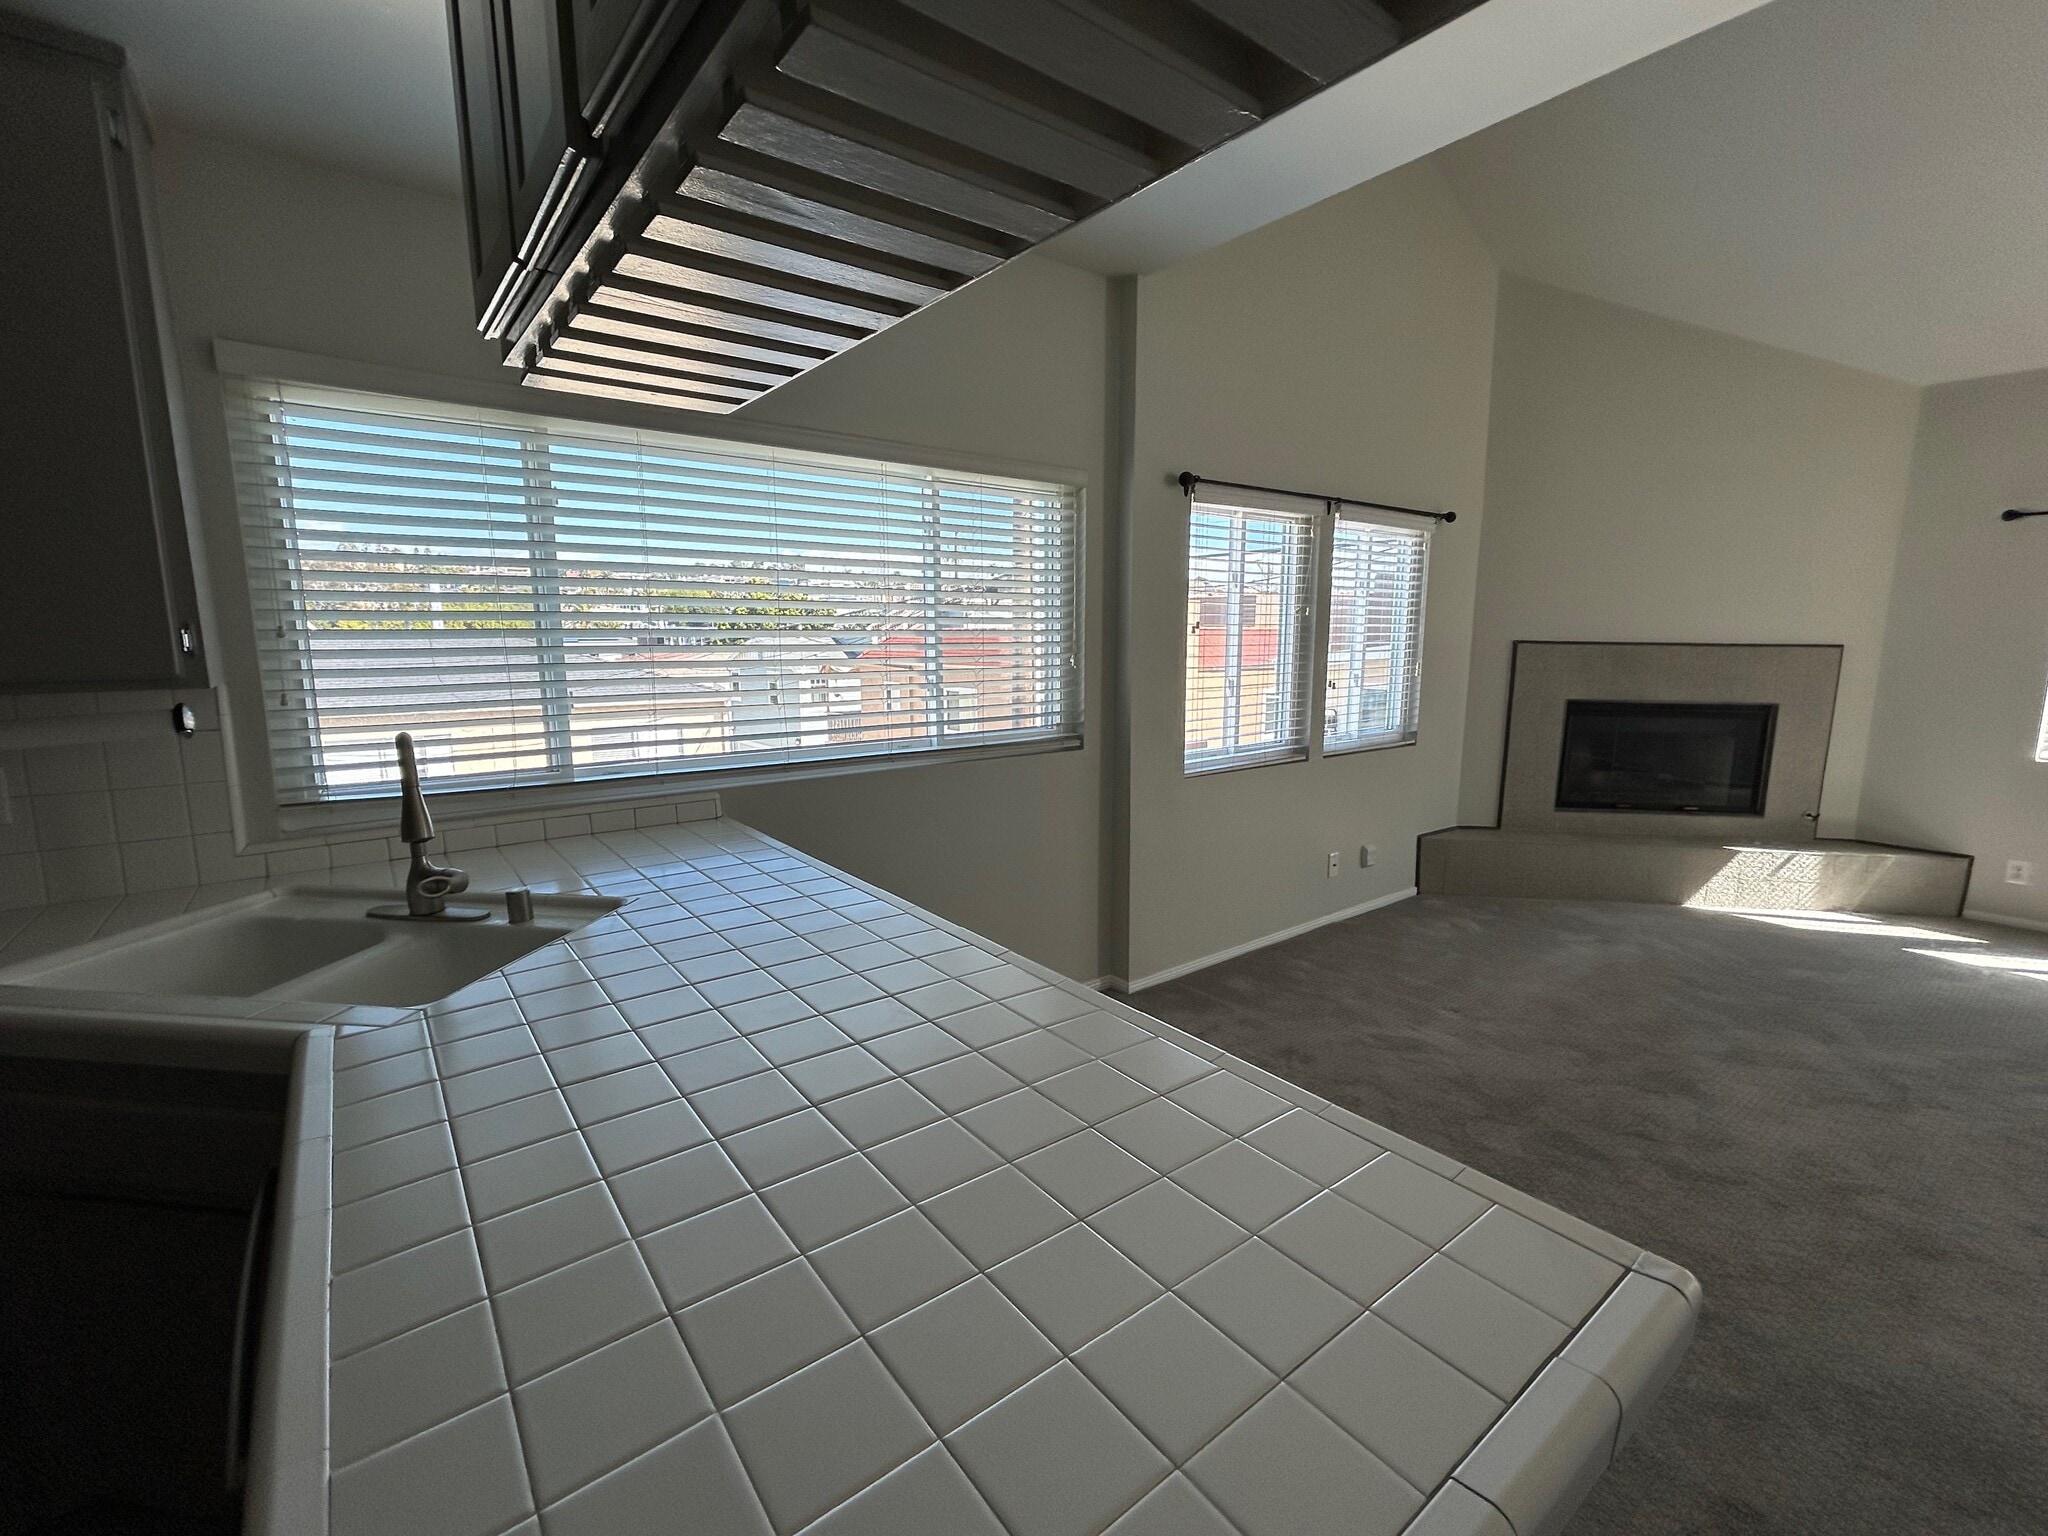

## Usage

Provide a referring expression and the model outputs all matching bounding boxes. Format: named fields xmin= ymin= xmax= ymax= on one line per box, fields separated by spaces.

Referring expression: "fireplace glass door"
xmin=1556 ymin=700 xmax=1776 ymax=814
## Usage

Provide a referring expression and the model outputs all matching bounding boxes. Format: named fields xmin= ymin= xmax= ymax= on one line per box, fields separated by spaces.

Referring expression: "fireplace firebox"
xmin=1555 ymin=700 xmax=1776 ymax=814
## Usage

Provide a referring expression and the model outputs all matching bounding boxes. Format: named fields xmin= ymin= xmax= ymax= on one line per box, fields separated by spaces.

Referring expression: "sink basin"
xmin=0 ymin=886 xmax=623 ymax=1008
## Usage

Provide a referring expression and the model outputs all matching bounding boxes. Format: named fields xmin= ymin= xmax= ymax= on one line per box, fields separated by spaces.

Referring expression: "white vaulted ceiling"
xmin=8 ymin=0 xmax=458 ymax=189
xmin=1435 ymin=0 xmax=2048 ymax=384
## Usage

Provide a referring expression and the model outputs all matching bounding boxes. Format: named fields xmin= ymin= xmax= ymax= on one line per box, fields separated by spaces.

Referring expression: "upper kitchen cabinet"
xmin=0 ymin=15 xmax=206 ymax=689
xmin=447 ymin=0 xmax=1493 ymax=415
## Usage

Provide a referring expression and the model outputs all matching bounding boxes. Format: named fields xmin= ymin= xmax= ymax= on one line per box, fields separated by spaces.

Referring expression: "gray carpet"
xmin=1130 ymin=897 xmax=2048 ymax=1535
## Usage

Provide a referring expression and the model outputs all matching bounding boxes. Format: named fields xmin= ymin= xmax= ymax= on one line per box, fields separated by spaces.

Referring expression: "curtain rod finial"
xmin=1176 ymin=471 xmax=1199 ymax=496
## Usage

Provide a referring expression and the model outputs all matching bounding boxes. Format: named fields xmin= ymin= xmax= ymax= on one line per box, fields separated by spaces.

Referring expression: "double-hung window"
xmin=1183 ymin=489 xmax=1431 ymax=773
xmin=226 ymin=377 xmax=1081 ymax=805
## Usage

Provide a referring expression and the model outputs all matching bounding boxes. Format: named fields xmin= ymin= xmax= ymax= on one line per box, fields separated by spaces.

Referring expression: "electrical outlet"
xmin=1326 ymin=851 xmax=1340 ymax=879
xmin=2007 ymin=859 xmax=2034 ymax=886
xmin=1360 ymin=844 xmax=1377 ymax=868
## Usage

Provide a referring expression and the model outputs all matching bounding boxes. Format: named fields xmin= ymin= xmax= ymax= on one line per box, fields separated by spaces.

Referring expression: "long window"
xmin=1182 ymin=500 xmax=1316 ymax=772
xmin=1183 ymin=492 xmax=1430 ymax=773
xmin=226 ymin=379 xmax=1081 ymax=805
xmin=1324 ymin=512 xmax=1428 ymax=752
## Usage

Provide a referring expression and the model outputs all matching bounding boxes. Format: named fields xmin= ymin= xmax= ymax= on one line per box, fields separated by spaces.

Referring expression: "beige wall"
xmin=1122 ymin=161 xmax=1499 ymax=985
xmin=1861 ymin=369 xmax=2048 ymax=922
xmin=148 ymin=127 xmax=1115 ymax=979
xmin=1459 ymin=277 xmax=1921 ymax=835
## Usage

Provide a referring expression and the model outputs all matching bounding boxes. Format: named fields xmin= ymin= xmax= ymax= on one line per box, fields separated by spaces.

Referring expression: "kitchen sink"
xmin=0 ymin=886 xmax=622 ymax=1008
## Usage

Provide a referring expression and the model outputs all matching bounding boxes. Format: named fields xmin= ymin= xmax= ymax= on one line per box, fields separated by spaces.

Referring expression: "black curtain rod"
xmin=1177 ymin=471 xmax=1455 ymax=524
xmin=2002 ymin=508 xmax=2048 ymax=521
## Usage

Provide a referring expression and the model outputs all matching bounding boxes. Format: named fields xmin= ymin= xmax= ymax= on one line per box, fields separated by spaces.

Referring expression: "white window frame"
xmin=206 ymin=342 xmax=1093 ymax=842
xmin=1182 ymin=490 xmax=1432 ymax=776
xmin=1182 ymin=494 xmax=1318 ymax=775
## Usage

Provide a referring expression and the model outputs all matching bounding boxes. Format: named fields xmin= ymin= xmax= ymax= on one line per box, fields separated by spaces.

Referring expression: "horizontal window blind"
xmin=226 ymin=378 xmax=1080 ymax=805
xmin=1183 ymin=497 xmax=1316 ymax=773
xmin=1324 ymin=512 xmax=1429 ymax=752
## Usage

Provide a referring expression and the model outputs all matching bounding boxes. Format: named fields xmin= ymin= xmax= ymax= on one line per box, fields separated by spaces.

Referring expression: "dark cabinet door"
xmin=495 ymin=0 xmax=584 ymax=250
xmin=566 ymin=0 xmax=663 ymax=121
xmin=449 ymin=0 xmax=519 ymax=320
xmin=0 ymin=30 xmax=201 ymax=688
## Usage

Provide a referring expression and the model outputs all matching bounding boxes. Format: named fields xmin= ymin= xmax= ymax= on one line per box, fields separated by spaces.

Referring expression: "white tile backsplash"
xmin=0 ymin=688 xmax=719 ymax=910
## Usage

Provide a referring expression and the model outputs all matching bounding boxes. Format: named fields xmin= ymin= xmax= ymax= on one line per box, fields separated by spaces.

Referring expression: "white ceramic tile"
xmin=662 ymin=1037 xmax=773 ymax=1093
xmin=442 ymin=1054 xmax=556 ymax=1117
xmin=752 ymin=1016 xmax=851 ymax=1065
xmin=1445 ymin=1206 xmax=1625 ymax=1326
xmin=449 ymin=1089 xmax=577 ymax=1162
xmin=333 ymin=1046 xmax=435 ymax=1108
xmin=902 ymin=978 xmax=986 ymax=1019
xmin=863 ymin=1021 xmax=968 ymax=1074
xmin=1105 ymin=1037 xmax=1213 ymax=1093
xmin=1373 ymin=1256 xmax=1571 ymax=1400
xmin=810 ymin=1206 xmax=976 ymax=1329
xmin=1168 ymin=1072 xmax=1292 ymax=1135
xmin=921 ymin=1166 xmax=1074 ymax=1268
xmin=947 ymin=1361 xmax=1170 ymax=1536
xmin=548 ymin=1029 xmax=655 ymax=1083
xmin=513 ymin=1320 xmax=711 ymax=1505
xmin=540 ymin=1417 xmax=771 ymax=1536
xmin=581 ymin=1097 xmax=711 ymax=1174
xmin=330 ymin=1301 xmax=507 ymax=1465
xmin=463 ymin=1131 xmax=602 ymax=1221
xmin=609 ymin=1141 xmax=748 ymax=1234
xmin=330 ymin=1396 xmax=534 ymax=1536
xmin=1336 ymin=1156 xmax=1490 ymax=1247
xmin=939 ymin=1000 xmax=1038 ymax=1049
xmin=1038 ymin=1061 xmax=1153 ymax=1124
xmin=691 ymin=1070 xmax=809 ymax=1135
xmin=1450 ymin=1359 xmax=1619 ymax=1536
xmin=493 ymin=1240 xmax=666 ymax=1383
xmin=331 ymin=1168 xmax=469 ymax=1272
xmin=907 ymin=1053 xmax=1024 ymax=1113
xmin=635 ymin=1009 xmax=734 ymax=1058
xmin=1097 ymin=1097 xmax=1229 ymax=1173
xmin=1187 ymin=1385 xmax=1421 ymax=1536
xmin=1050 ymin=1010 xmax=1152 ymax=1057
xmin=983 ymin=1029 xmax=1091 ymax=1083
xmin=1560 ymin=1273 xmax=1697 ymax=1449
xmin=1263 ymin=1190 xmax=1434 ymax=1307
xmin=564 ymin=1061 xmax=681 ymax=1125
xmin=1089 ymin=1178 xmax=1248 ymax=1286
xmin=724 ymin=1340 xmax=936 ymax=1532
xmin=757 ymin=1152 xmax=907 ymax=1249
xmin=1295 ymin=1313 xmax=1505 ymax=1490
xmin=988 ymin=1223 xmax=1161 ymax=1351
xmin=724 ymin=1107 xmax=855 ymax=1187
xmin=436 ymin=1022 xmax=543 ymax=1080
xmin=1104 ymin=1473 xmax=1237 ymax=1536
xmin=332 ymin=1119 xmax=458 ymax=1206
xmin=1075 ymin=1294 xmax=1275 ymax=1462
xmin=678 ymin=1257 xmax=857 ymax=1406
xmin=331 ymin=1228 xmax=487 ymax=1356
xmin=804 ymin=1443 xmax=1004 ymax=1536
xmin=1177 ymin=1239 xmax=1360 ymax=1375
xmin=333 ymin=1081 xmax=443 ymax=1152
xmin=1008 ymin=986 xmax=1092 ymax=1027
xmin=868 ymin=1119 xmax=1002 ymax=1200
xmin=872 ymin=1275 xmax=1059 ymax=1431
xmin=820 ymin=1079 xmax=945 ymax=1148
xmin=1172 ymin=1141 xmax=1318 ymax=1231
xmin=640 ymin=1193 xmax=798 ymax=1309
xmin=1018 ymin=1129 xmax=1155 ymax=1217
xmin=830 ymin=996 xmax=922 ymax=1040
xmin=476 ymin=1181 xmax=630 ymax=1288
xmin=956 ymin=1087 xmax=1089 ymax=1162
xmin=1245 ymin=1109 xmax=1384 ymax=1183
xmin=1403 ymin=1481 xmax=1516 ymax=1536
xmin=784 ymin=1044 xmax=893 ymax=1103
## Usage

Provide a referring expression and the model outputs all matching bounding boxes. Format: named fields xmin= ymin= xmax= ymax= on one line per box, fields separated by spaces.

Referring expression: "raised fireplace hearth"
xmin=1419 ymin=641 xmax=1970 ymax=916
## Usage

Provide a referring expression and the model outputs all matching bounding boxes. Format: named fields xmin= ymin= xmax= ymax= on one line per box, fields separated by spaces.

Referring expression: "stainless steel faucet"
xmin=367 ymin=731 xmax=489 ymax=921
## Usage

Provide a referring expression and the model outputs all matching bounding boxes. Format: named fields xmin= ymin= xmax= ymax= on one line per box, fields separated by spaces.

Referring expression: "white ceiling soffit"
xmin=1435 ymin=0 xmax=2048 ymax=385
xmin=8 ymin=0 xmax=458 ymax=191
xmin=1046 ymin=0 xmax=1779 ymax=277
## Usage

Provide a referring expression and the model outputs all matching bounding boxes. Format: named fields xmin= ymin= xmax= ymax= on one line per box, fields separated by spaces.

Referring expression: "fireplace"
xmin=1555 ymin=700 xmax=1776 ymax=815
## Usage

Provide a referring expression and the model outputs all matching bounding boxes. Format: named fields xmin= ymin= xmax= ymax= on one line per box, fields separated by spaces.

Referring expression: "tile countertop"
xmin=0 ymin=817 xmax=1700 ymax=1536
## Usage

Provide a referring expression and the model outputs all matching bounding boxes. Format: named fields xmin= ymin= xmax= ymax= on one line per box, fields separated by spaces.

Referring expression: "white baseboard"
xmin=1121 ymin=887 xmax=1419 ymax=993
xmin=1961 ymin=906 xmax=2048 ymax=934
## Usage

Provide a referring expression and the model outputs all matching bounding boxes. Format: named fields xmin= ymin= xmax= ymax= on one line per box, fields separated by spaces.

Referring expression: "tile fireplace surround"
xmin=1420 ymin=642 xmax=1971 ymax=915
